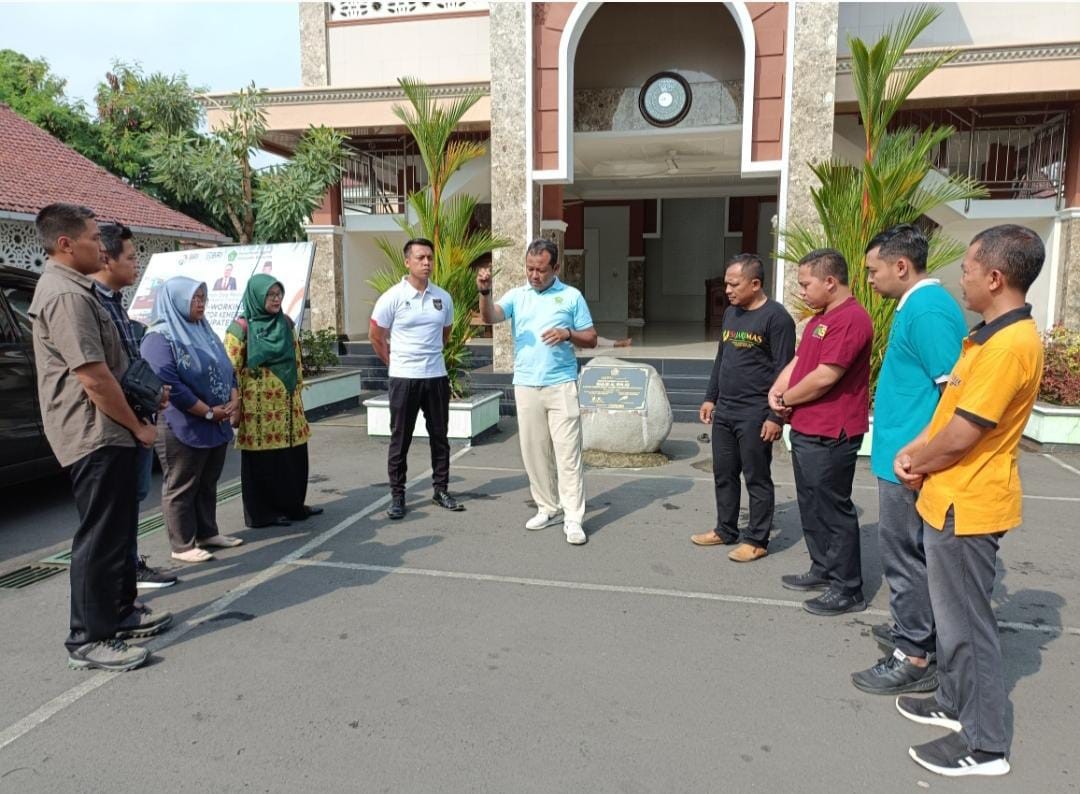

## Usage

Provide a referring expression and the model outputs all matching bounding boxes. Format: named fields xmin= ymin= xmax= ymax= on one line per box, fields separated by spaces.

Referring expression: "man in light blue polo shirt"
xmin=371 ymin=237 xmax=464 ymax=520
xmin=851 ymin=224 xmax=967 ymax=695
xmin=477 ymin=239 xmax=597 ymax=545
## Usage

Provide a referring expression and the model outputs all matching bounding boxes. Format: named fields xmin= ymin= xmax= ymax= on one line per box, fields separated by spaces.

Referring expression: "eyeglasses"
xmin=266 ymin=291 xmax=284 ymax=300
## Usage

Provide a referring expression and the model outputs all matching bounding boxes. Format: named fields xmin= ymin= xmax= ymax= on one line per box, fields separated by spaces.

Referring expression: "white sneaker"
xmin=525 ymin=510 xmax=563 ymax=530
xmin=564 ymin=521 xmax=587 ymax=545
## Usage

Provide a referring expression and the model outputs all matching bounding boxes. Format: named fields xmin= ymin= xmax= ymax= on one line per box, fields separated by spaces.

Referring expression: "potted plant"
xmin=778 ymin=6 xmax=987 ymax=455
xmin=1023 ymin=325 xmax=1080 ymax=446
xmin=364 ymin=78 xmax=510 ymax=439
xmin=299 ymin=328 xmax=363 ymax=416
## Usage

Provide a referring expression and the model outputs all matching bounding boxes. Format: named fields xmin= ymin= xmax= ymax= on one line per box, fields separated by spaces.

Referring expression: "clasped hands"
xmin=893 ymin=452 xmax=924 ymax=491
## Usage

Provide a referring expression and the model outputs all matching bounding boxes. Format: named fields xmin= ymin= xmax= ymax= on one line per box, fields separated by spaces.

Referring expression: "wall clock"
xmin=638 ymin=71 xmax=692 ymax=128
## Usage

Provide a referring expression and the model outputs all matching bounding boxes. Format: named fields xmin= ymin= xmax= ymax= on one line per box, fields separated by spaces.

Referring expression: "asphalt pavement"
xmin=1 ymin=409 xmax=1078 ymax=792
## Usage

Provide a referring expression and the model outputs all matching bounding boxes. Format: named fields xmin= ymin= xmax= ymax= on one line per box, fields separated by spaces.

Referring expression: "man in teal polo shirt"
xmin=851 ymin=224 xmax=967 ymax=695
xmin=477 ymin=239 xmax=597 ymax=545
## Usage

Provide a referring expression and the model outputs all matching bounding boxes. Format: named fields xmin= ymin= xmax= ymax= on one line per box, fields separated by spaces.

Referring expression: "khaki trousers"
xmin=514 ymin=380 xmax=585 ymax=524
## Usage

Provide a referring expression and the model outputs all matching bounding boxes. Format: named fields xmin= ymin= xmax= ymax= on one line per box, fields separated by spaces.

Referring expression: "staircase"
xmin=341 ymin=342 xmax=711 ymax=423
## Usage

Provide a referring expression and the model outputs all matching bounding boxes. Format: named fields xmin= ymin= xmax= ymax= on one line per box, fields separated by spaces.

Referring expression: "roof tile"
xmin=0 ymin=103 xmax=229 ymax=240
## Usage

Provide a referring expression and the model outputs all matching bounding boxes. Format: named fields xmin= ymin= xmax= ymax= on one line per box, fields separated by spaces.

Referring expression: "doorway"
xmin=583 ymin=205 xmax=629 ymax=323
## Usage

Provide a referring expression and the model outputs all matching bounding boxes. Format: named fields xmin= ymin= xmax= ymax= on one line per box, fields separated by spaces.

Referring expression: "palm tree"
xmin=779 ymin=6 xmax=987 ymax=390
xmin=368 ymin=77 xmax=511 ymax=398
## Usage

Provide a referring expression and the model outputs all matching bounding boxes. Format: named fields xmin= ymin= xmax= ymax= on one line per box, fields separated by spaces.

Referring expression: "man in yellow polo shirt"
xmin=892 ymin=225 xmax=1045 ymax=778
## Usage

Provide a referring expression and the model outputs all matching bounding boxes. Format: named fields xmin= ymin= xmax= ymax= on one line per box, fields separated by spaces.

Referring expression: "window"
xmin=2 ymin=286 xmax=34 ymax=340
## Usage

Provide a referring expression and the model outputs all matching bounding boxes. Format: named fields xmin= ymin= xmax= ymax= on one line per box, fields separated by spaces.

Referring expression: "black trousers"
xmin=712 ymin=411 xmax=775 ymax=548
xmin=387 ymin=376 xmax=450 ymax=497
xmin=66 ymin=445 xmax=138 ymax=651
xmin=241 ymin=444 xmax=310 ymax=526
xmin=790 ymin=429 xmax=864 ymax=597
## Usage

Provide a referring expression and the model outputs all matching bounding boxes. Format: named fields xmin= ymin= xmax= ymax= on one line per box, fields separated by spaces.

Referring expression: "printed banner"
xmin=128 ymin=243 xmax=315 ymax=339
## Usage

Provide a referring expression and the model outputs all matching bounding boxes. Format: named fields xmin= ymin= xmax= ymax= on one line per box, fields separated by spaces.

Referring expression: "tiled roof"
xmin=0 ymin=103 xmax=229 ymax=241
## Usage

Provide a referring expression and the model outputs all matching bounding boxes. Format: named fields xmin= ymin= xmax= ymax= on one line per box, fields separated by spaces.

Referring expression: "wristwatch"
xmin=204 ymin=408 xmax=215 ymax=421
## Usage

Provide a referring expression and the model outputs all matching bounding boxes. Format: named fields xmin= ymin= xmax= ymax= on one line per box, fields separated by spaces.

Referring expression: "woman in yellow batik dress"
xmin=225 ymin=274 xmax=323 ymax=528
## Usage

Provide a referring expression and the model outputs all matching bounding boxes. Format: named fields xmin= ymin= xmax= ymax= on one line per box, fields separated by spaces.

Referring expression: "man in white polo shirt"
xmin=371 ymin=238 xmax=465 ymax=520
xmin=477 ymin=239 xmax=597 ymax=545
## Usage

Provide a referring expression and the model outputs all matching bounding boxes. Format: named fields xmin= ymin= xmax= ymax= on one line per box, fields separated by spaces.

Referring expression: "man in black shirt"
xmin=692 ymin=254 xmax=796 ymax=561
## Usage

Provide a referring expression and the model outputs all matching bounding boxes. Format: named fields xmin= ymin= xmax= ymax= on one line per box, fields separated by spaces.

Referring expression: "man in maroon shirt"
xmin=769 ymin=249 xmax=873 ymax=616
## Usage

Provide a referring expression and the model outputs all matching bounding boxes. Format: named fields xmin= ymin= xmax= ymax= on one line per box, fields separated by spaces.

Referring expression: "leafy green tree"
xmin=94 ymin=62 xmax=203 ymax=188
xmin=148 ymin=83 xmax=346 ymax=243
xmin=0 ymin=49 xmax=103 ymax=162
xmin=368 ymin=78 xmax=511 ymax=398
xmin=779 ymin=6 xmax=987 ymax=390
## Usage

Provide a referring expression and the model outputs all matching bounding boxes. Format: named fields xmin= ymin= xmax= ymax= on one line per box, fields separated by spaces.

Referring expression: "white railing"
xmin=330 ymin=1 xmax=488 ymax=22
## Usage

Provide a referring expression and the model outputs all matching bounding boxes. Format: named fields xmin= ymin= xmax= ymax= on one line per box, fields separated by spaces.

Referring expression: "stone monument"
xmin=579 ymin=357 xmax=673 ymax=454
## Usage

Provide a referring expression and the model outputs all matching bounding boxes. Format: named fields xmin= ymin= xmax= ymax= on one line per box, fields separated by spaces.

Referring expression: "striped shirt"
xmin=93 ymin=283 xmax=141 ymax=362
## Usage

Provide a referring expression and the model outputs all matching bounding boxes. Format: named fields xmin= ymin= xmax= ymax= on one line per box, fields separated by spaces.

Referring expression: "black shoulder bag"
xmin=121 ymin=359 xmax=165 ymax=421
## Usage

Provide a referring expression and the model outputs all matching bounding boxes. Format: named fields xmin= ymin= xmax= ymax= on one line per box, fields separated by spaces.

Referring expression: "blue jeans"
xmin=132 ymin=445 xmax=154 ymax=563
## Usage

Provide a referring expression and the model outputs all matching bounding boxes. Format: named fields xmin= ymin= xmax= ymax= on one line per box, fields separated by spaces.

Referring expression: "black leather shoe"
xmin=803 ymin=589 xmax=867 ymax=616
xmin=852 ymin=648 xmax=938 ymax=695
xmin=287 ymin=505 xmax=325 ymax=520
xmin=781 ymin=571 xmax=830 ymax=592
xmin=432 ymin=491 xmax=465 ymax=511
xmin=270 ymin=517 xmax=292 ymax=527
xmin=387 ymin=496 xmax=406 ymax=520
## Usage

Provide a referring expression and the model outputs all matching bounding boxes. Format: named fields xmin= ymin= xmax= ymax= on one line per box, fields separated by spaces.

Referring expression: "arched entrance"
xmin=534 ymin=2 xmax=785 ymax=346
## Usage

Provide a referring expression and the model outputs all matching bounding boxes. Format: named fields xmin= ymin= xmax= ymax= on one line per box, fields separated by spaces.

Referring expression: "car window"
xmin=2 ymin=286 xmax=34 ymax=340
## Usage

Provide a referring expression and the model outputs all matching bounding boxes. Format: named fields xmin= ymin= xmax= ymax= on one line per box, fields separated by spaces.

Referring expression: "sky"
xmin=1 ymin=2 xmax=302 ymax=164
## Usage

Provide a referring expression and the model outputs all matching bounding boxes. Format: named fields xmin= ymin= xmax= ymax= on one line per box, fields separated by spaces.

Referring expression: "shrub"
xmin=299 ymin=328 xmax=340 ymax=377
xmin=1039 ymin=325 xmax=1080 ymax=407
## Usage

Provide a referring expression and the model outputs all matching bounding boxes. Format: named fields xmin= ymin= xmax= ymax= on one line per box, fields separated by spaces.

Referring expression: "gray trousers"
xmin=925 ymin=509 xmax=1008 ymax=754
xmin=156 ymin=419 xmax=228 ymax=552
xmin=878 ymin=479 xmax=935 ymax=657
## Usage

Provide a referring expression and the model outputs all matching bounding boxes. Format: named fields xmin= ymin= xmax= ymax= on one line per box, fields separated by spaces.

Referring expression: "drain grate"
xmin=0 ymin=564 xmax=67 ymax=589
xmin=38 ymin=478 xmax=244 ymax=566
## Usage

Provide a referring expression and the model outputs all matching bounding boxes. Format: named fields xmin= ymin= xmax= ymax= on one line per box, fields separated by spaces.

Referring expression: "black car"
xmin=0 ymin=265 xmax=60 ymax=485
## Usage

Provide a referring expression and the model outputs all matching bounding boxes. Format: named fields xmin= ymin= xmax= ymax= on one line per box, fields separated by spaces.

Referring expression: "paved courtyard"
xmin=1 ymin=410 xmax=1078 ymax=792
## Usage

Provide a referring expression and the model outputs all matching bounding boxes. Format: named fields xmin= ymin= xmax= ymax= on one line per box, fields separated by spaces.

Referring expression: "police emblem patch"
xmin=433 ymin=298 xmax=443 ymax=310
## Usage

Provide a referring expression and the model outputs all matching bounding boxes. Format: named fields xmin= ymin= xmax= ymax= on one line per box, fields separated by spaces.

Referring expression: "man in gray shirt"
xmin=29 ymin=204 xmax=171 ymax=673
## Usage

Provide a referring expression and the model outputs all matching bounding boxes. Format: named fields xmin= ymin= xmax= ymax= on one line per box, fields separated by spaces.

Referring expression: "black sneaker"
xmin=803 ymin=589 xmax=866 ymax=616
xmin=432 ymin=490 xmax=465 ymax=511
xmin=780 ymin=571 xmax=830 ymax=592
xmin=851 ymin=647 xmax=938 ymax=695
xmin=909 ymin=732 xmax=1010 ymax=777
xmin=115 ymin=603 xmax=173 ymax=640
xmin=895 ymin=695 xmax=962 ymax=732
xmin=135 ymin=556 xmax=177 ymax=590
xmin=387 ymin=495 xmax=406 ymax=520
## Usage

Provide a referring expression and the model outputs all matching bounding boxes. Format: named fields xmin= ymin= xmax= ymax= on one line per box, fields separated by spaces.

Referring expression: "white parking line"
xmin=1042 ymin=452 xmax=1080 ymax=478
xmin=286 ymin=558 xmax=1080 ymax=639
xmin=0 ymin=445 xmax=472 ymax=755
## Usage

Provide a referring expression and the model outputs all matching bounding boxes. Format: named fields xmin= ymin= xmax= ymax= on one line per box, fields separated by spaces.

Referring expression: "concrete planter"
xmin=782 ymin=418 xmax=874 ymax=457
xmin=302 ymin=368 xmax=363 ymax=414
xmin=364 ymin=390 xmax=501 ymax=440
xmin=1023 ymin=402 xmax=1080 ymax=445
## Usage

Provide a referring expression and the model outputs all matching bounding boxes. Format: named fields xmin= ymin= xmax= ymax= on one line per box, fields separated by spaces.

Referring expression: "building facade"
xmin=206 ymin=1 xmax=1080 ymax=368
